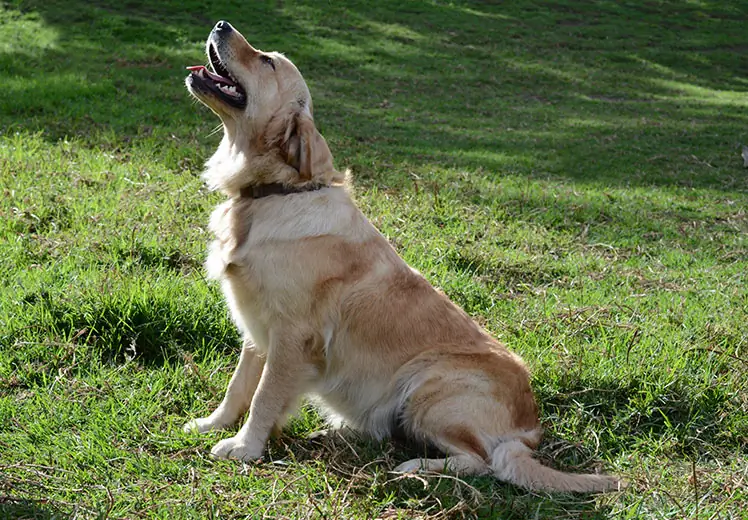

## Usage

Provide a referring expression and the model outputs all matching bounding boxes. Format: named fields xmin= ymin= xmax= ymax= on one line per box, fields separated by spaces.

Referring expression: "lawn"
xmin=1 ymin=0 xmax=746 ymax=518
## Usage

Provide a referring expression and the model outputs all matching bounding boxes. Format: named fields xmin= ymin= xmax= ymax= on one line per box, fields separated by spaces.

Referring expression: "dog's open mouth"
xmin=187 ymin=44 xmax=247 ymax=109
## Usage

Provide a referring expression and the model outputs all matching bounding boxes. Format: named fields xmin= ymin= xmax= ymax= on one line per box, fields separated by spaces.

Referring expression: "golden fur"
xmin=183 ymin=21 xmax=622 ymax=493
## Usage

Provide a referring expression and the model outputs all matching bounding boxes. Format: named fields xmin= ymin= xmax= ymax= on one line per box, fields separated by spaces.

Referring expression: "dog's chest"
xmin=204 ymin=200 xmax=316 ymax=348
xmin=205 ymin=201 xmax=252 ymax=277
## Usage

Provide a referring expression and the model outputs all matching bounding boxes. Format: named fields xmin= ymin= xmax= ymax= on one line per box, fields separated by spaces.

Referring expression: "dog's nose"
xmin=214 ymin=20 xmax=233 ymax=34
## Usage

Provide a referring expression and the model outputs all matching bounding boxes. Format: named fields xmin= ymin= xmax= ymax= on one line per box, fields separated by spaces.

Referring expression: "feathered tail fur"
xmin=491 ymin=440 xmax=623 ymax=493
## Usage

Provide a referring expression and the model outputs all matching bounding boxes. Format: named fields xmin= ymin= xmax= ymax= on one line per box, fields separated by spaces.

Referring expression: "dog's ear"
xmin=280 ymin=111 xmax=334 ymax=182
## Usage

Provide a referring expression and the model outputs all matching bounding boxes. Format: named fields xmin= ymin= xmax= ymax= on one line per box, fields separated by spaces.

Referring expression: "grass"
xmin=0 ymin=0 xmax=746 ymax=517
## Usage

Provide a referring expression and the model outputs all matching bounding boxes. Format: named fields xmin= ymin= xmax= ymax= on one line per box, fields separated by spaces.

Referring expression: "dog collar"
xmin=238 ymin=182 xmax=325 ymax=200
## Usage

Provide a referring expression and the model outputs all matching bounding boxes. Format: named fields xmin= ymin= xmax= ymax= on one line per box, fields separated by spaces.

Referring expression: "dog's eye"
xmin=260 ymin=55 xmax=275 ymax=70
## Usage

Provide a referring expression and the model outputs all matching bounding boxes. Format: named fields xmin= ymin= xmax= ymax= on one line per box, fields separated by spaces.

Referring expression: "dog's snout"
xmin=214 ymin=20 xmax=233 ymax=34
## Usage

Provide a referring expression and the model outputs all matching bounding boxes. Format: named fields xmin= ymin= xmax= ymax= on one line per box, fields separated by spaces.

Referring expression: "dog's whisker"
xmin=207 ymin=124 xmax=223 ymax=137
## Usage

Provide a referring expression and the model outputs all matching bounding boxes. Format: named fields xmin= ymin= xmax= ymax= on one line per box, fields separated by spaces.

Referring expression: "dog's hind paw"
xmin=210 ymin=436 xmax=264 ymax=462
xmin=307 ymin=428 xmax=331 ymax=440
xmin=183 ymin=417 xmax=225 ymax=434
xmin=392 ymin=458 xmax=424 ymax=474
xmin=308 ymin=426 xmax=361 ymax=444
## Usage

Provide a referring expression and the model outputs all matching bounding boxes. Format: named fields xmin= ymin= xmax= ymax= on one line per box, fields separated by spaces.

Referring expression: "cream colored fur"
xmin=183 ymin=21 xmax=623 ymax=493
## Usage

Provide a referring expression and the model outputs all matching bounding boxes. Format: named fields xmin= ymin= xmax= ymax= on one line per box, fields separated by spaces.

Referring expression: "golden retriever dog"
xmin=183 ymin=20 xmax=622 ymax=493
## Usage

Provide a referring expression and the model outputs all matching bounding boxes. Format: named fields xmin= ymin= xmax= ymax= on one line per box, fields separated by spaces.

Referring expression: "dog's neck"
xmin=238 ymin=182 xmax=326 ymax=200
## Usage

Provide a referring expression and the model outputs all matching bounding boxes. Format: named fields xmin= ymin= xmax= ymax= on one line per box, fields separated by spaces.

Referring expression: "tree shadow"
xmin=3 ymin=0 xmax=746 ymax=192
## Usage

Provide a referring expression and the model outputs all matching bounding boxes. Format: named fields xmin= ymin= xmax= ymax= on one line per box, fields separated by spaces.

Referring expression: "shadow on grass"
xmin=12 ymin=286 xmax=239 ymax=370
xmin=251 ymin=367 xmax=739 ymax=515
xmin=536 ymin=377 xmax=744 ymax=457
xmin=0 ymin=499 xmax=72 ymax=520
xmin=3 ymin=0 xmax=746 ymax=191
xmin=258 ymin=424 xmax=610 ymax=518
xmin=265 ymin=428 xmax=618 ymax=518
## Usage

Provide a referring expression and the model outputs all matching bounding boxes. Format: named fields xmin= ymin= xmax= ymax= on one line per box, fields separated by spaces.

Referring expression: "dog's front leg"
xmin=210 ymin=330 xmax=317 ymax=462
xmin=183 ymin=339 xmax=264 ymax=433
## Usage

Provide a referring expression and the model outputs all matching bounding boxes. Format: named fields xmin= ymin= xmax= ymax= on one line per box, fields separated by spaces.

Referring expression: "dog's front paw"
xmin=210 ymin=437 xmax=264 ymax=462
xmin=183 ymin=417 xmax=227 ymax=434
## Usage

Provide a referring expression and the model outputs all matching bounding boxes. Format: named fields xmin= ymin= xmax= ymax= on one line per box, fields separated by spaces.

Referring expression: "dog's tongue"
xmin=186 ymin=65 xmax=236 ymax=86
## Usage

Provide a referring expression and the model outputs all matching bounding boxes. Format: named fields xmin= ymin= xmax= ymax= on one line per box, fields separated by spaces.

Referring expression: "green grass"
xmin=1 ymin=0 xmax=746 ymax=517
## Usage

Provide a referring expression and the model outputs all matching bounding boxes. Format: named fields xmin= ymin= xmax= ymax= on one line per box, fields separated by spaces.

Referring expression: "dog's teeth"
xmin=217 ymin=84 xmax=238 ymax=97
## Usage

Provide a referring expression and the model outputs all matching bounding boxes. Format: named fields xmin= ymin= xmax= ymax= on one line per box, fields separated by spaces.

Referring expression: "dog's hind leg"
xmin=183 ymin=340 xmax=264 ymax=433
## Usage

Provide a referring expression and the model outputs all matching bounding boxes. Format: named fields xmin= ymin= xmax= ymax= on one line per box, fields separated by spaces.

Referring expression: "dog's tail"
xmin=490 ymin=440 xmax=623 ymax=493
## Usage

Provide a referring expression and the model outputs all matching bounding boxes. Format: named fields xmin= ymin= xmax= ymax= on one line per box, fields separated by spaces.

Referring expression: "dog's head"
xmin=186 ymin=21 xmax=339 ymax=193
